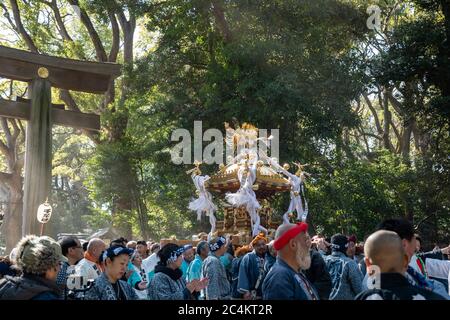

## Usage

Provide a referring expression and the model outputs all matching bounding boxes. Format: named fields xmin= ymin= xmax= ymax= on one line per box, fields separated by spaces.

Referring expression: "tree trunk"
xmin=382 ymin=90 xmax=393 ymax=151
xmin=0 ymin=98 xmax=24 ymax=252
xmin=135 ymin=192 xmax=149 ymax=240
xmin=135 ymin=164 xmax=149 ymax=239
xmin=401 ymin=117 xmax=414 ymax=161
xmin=400 ymin=116 xmax=414 ymax=222
xmin=22 ymin=78 xmax=52 ymax=236
xmin=107 ymin=12 xmax=137 ymax=240
xmin=211 ymin=0 xmax=233 ymax=43
xmin=123 ymin=29 xmax=134 ymax=66
xmin=1 ymin=173 xmax=22 ymax=252
xmin=112 ymin=196 xmax=133 ymax=240
xmin=342 ymin=128 xmax=355 ymax=160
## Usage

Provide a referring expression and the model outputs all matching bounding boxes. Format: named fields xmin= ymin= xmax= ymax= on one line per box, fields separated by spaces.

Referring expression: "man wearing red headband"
xmin=262 ymin=222 xmax=319 ymax=300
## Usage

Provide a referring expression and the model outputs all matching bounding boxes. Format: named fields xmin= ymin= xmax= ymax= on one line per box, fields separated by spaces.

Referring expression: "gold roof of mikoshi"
xmin=206 ymin=162 xmax=291 ymax=199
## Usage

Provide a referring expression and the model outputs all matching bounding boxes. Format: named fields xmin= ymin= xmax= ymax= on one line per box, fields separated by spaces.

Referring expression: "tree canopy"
xmin=0 ymin=0 xmax=449 ymax=252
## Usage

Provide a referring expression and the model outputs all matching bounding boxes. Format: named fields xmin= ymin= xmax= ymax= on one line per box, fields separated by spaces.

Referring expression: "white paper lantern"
xmin=37 ymin=201 xmax=52 ymax=224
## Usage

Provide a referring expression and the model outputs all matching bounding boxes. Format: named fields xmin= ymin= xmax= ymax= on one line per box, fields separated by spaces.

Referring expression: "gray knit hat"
xmin=15 ymin=235 xmax=67 ymax=275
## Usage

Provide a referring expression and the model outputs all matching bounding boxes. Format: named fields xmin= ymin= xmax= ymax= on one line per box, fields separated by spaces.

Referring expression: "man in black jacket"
xmin=305 ymin=249 xmax=332 ymax=300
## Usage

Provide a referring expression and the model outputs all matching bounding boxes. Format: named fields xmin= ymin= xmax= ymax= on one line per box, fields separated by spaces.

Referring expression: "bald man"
xmin=361 ymin=218 xmax=449 ymax=298
xmin=74 ymin=238 xmax=106 ymax=281
xmin=262 ymin=223 xmax=319 ymax=300
xmin=356 ymin=230 xmax=444 ymax=300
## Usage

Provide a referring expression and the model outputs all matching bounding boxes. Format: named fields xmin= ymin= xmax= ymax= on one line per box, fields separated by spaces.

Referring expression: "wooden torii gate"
xmin=0 ymin=45 xmax=121 ymax=237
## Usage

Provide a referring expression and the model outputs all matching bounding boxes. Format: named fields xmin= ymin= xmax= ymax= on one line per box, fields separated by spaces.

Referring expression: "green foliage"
xmin=85 ymin=141 xmax=134 ymax=208
xmin=370 ymin=1 xmax=449 ymax=120
xmin=121 ymin=0 xmax=367 ymax=238
xmin=309 ymin=152 xmax=409 ymax=238
xmin=91 ymin=0 xmax=450 ymax=242
xmin=0 ymin=0 xmax=448 ymax=244
xmin=49 ymin=127 xmax=96 ymax=236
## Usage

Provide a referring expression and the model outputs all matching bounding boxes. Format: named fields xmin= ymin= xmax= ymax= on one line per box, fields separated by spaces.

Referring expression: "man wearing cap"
xmin=0 ymin=235 xmax=67 ymax=300
xmin=237 ymin=232 xmax=268 ymax=299
xmin=84 ymin=246 xmax=138 ymax=300
xmin=325 ymin=234 xmax=363 ymax=300
xmin=201 ymin=237 xmax=231 ymax=300
xmin=262 ymin=222 xmax=319 ymax=300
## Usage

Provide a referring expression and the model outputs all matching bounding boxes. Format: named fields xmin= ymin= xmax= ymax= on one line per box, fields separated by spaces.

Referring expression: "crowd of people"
xmin=0 ymin=218 xmax=449 ymax=300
